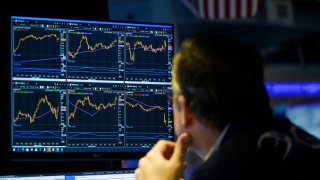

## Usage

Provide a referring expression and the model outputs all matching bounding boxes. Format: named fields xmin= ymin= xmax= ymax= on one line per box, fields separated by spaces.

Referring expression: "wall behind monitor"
xmin=108 ymin=0 xmax=173 ymax=23
xmin=0 ymin=0 xmax=112 ymax=174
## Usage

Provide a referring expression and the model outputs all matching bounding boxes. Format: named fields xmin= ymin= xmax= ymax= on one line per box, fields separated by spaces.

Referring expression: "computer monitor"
xmin=266 ymin=82 xmax=320 ymax=139
xmin=10 ymin=16 xmax=174 ymax=160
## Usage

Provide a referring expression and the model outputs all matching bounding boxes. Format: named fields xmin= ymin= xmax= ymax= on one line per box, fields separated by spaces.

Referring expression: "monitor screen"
xmin=285 ymin=102 xmax=320 ymax=139
xmin=10 ymin=16 xmax=174 ymax=160
xmin=267 ymin=82 xmax=320 ymax=140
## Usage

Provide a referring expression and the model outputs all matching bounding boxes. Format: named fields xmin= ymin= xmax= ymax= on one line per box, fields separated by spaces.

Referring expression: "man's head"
xmin=172 ymin=34 xmax=272 ymax=137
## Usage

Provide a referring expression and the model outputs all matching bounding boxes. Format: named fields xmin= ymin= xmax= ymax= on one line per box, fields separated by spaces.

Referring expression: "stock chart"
xmin=13 ymin=90 xmax=64 ymax=146
xmin=13 ymin=28 xmax=65 ymax=79
xmin=67 ymin=32 xmax=123 ymax=80
xmin=125 ymin=93 xmax=172 ymax=145
xmin=67 ymin=92 xmax=123 ymax=146
xmin=11 ymin=16 xmax=174 ymax=153
xmin=125 ymin=34 xmax=172 ymax=82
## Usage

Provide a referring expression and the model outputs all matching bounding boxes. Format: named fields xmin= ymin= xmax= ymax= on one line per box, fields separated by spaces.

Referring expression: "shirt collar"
xmin=203 ymin=124 xmax=230 ymax=161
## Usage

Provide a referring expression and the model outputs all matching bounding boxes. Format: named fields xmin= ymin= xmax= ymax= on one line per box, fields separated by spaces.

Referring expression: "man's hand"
xmin=135 ymin=132 xmax=191 ymax=180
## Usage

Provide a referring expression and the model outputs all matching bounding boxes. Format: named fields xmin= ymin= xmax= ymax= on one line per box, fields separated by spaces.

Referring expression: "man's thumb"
xmin=171 ymin=132 xmax=191 ymax=162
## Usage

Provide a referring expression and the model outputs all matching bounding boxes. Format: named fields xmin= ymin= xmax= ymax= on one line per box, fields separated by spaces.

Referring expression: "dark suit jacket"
xmin=191 ymin=117 xmax=320 ymax=179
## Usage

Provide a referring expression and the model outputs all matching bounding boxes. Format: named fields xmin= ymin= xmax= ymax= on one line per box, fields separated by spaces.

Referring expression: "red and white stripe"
xmin=197 ymin=0 xmax=262 ymax=19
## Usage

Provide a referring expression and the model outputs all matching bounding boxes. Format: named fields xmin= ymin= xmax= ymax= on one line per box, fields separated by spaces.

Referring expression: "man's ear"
xmin=177 ymin=95 xmax=194 ymax=129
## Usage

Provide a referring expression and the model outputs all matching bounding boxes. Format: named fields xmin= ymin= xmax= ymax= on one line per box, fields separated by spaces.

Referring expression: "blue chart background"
xmin=67 ymin=32 xmax=120 ymax=80
xmin=125 ymin=93 xmax=171 ymax=144
xmin=125 ymin=35 xmax=170 ymax=82
xmin=13 ymin=29 xmax=61 ymax=77
xmin=13 ymin=91 xmax=61 ymax=145
xmin=67 ymin=92 xmax=120 ymax=146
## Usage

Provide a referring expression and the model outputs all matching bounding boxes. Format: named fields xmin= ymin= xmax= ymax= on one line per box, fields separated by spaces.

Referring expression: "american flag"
xmin=181 ymin=0 xmax=264 ymax=19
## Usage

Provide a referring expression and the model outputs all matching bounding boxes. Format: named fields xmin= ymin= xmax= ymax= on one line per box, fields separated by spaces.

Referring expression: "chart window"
xmin=11 ymin=16 xmax=174 ymax=153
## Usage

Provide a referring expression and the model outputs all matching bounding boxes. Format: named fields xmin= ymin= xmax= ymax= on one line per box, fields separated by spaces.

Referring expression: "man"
xmin=135 ymin=34 xmax=320 ymax=180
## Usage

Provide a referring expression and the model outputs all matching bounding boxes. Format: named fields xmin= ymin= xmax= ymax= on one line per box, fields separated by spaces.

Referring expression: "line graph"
xmin=14 ymin=95 xmax=59 ymax=124
xmin=67 ymin=92 xmax=121 ymax=146
xmin=68 ymin=35 xmax=117 ymax=59
xmin=14 ymin=34 xmax=60 ymax=53
xmin=68 ymin=95 xmax=117 ymax=123
xmin=12 ymin=90 xmax=63 ymax=145
xmin=126 ymin=96 xmax=165 ymax=113
xmin=125 ymin=35 xmax=171 ymax=82
xmin=67 ymin=32 xmax=122 ymax=80
xmin=14 ymin=131 xmax=61 ymax=139
xmin=12 ymin=29 xmax=63 ymax=78
xmin=125 ymin=39 xmax=167 ymax=62
xmin=125 ymin=94 xmax=168 ymax=127
xmin=67 ymin=132 xmax=119 ymax=140
xmin=125 ymin=93 xmax=172 ymax=145
xmin=14 ymin=91 xmax=60 ymax=125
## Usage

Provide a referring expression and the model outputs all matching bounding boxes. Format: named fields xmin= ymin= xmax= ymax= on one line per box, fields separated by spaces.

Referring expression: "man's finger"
xmin=147 ymin=140 xmax=176 ymax=157
xmin=134 ymin=168 xmax=141 ymax=180
xmin=138 ymin=156 xmax=147 ymax=168
xmin=171 ymin=132 xmax=191 ymax=162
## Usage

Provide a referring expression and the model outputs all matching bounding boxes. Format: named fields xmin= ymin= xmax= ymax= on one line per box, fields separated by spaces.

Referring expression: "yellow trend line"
xmin=14 ymin=95 xmax=59 ymax=124
xmin=126 ymin=101 xmax=164 ymax=112
xmin=14 ymin=34 xmax=60 ymax=53
xmin=68 ymin=35 xmax=118 ymax=59
xmin=126 ymin=40 xmax=167 ymax=61
xmin=126 ymin=99 xmax=167 ymax=125
xmin=68 ymin=96 xmax=118 ymax=121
